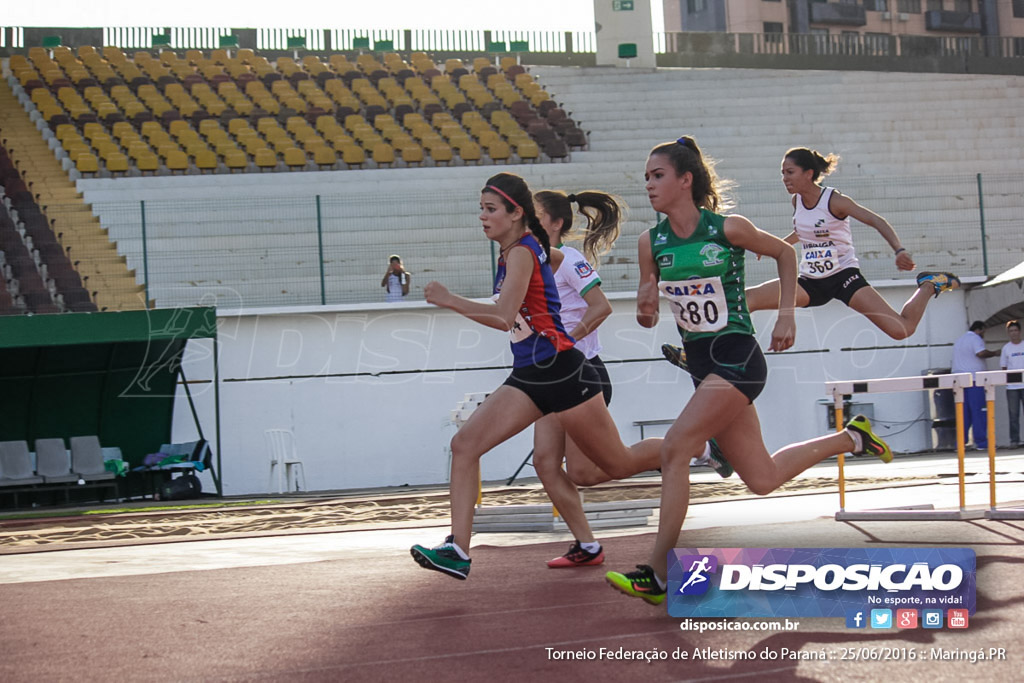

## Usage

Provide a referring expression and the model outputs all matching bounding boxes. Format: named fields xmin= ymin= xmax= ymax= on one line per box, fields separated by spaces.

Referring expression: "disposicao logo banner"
xmin=667 ymin=548 xmax=976 ymax=618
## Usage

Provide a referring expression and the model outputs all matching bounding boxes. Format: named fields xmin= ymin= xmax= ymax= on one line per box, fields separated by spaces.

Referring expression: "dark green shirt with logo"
xmin=649 ymin=208 xmax=754 ymax=342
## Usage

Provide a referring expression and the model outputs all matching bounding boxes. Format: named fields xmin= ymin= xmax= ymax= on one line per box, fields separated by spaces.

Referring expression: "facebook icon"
xmin=845 ymin=609 xmax=866 ymax=629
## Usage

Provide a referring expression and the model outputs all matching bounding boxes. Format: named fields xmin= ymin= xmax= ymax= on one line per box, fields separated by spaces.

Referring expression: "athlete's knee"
xmin=449 ymin=431 xmax=482 ymax=462
xmin=531 ymin=452 xmax=561 ymax=479
xmin=660 ymin=432 xmax=704 ymax=467
xmin=743 ymin=477 xmax=777 ymax=496
xmin=565 ymin=466 xmax=604 ymax=487
xmin=885 ymin=323 xmax=915 ymax=341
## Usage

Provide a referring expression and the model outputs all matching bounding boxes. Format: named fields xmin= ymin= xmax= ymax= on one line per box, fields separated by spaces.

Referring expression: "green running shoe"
xmin=605 ymin=565 xmax=666 ymax=606
xmin=916 ymin=271 xmax=960 ymax=299
xmin=411 ymin=535 xmax=471 ymax=580
xmin=846 ymin=414 xmax=893 ymax=464
xmin=707 ymin=439 xmax=733 ymax=478
xmin=661 ymin=343 xmax=688 ymax=373
xmin=691 ymin=439 xmax=734 ymax=478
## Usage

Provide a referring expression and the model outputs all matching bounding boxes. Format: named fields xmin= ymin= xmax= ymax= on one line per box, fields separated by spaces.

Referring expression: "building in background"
xmin=665 ymin=0 xmax=1024 ymax=40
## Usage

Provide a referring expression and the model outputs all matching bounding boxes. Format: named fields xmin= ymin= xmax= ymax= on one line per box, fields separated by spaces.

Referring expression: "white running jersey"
xmin=793 ymin=187 xmax=859 ymax=279
xmin=385 ymin=272 xmax=406 ymax=302
xmin=554 ymin=245 xmax=602 ymax=359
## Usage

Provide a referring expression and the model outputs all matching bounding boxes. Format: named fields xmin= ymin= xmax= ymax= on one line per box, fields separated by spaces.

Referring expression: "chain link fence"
xmin=52 ymin=171 xmax=1021 ymax=311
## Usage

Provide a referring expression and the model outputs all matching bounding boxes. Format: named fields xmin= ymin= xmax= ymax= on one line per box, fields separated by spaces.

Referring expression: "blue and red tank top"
xmin=493 ymin=233 xmax=575 ymax=367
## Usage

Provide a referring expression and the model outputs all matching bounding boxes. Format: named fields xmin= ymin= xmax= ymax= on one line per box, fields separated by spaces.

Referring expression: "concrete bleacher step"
xmin=471 ymin=498 xmax=655 ymax=533
xmin=63 ymin=65 xmax=1024 ymax=308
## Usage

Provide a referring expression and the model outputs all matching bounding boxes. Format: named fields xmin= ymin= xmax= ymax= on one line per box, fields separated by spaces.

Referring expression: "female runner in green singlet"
xmin=604 ymin=137 xmax=895 ymax=606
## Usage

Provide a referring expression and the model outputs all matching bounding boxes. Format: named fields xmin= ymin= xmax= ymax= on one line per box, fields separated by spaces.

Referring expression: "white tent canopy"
xmin=966 ymin=260 xmax=1024 ymax=328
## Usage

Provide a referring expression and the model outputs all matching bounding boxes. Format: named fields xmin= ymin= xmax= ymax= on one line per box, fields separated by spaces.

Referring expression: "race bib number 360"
xmin=660 ymin=277 xmax=727 ymax=333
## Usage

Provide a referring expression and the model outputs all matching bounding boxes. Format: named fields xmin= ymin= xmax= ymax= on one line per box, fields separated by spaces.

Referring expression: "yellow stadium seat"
xmin=192 ymin=149 xmax=218 ymax=171
xmin=283 ymin=147 xmax=307 ymax=170
xmin=428 ymin=143 xmax=453 ymax=165
xmin=136 ymin=152 xmax=159 ymax=173
xmin=103 ymin=152 xmax=130 ymax=174
xmin=165 ymin=150 xmax=189 ymax=172
xmin=285 ymin=116 xmax=308 ymax=134
xmin=269 ymin=137 xmax=294 ymax=154
xmin=227 ymin=118 xmax=251 ymax=135
xmin=223 ymin=149 xmax=248 ymax=171
xmin=75 ymin=153 xmax=100 ymax=174
xmin=184 ymin=139 xmax=210 ymax=156
xmin=516 ymin=139 xmax=540 ymax=162
xmin=242 ymin=138 xmax=268 ymax=156
xmin=327 ymin=133 xmax=356 ymax=150
xmin=340 ymin=143 xmax=365 ymax=168
xmin=457 ymin=140 xmax=482 ymax=164
xmin=397 ymin=142 xmax=424 ymax=166
xmin=215 ymin=139 xmax=241 ymax=156
xmin=254 ymin=148 xmax=278 ymax=170
xmin=372 ymin=143 xmax=395 ymax=167
xmin=487 ymin=140 xmax=511 ymax=163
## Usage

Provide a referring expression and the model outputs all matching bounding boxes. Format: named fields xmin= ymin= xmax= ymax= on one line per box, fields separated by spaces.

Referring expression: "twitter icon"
xmin=870 ymin=609 xmax=893 ymax=629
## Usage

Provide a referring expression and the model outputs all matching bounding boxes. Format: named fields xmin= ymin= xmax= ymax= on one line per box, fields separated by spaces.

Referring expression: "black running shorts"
xmin=503 ymin=348 xmax=603 ymax=415
xmin=683 ymin=333 xmax=767 ymax=404
xmin=799 ymin=267 xmax=871 ymax=307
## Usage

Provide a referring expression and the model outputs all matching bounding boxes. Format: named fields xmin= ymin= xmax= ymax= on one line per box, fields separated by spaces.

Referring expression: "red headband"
xmin=485 ymin=185 xmax=521 ymax=209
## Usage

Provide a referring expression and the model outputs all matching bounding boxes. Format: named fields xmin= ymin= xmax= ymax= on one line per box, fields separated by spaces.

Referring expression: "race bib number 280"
xmin=660 ymin=277 xmax=727 ymax=333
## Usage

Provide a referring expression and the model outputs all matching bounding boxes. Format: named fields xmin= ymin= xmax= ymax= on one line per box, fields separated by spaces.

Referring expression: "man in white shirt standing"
xmin=951 ymin=321 xmax=1000 ymax=450
xmin=381 ymin=254 xmax=411 ymax=303
xmin=1000 ymin=320 xmax=1024 ymax=448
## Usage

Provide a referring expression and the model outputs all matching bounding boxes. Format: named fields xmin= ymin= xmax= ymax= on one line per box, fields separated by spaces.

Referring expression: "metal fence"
xmin=42 ymin=171 xmax=1021 ymax=312
xmin=3 ymin=26 xmax=1020 ymax=61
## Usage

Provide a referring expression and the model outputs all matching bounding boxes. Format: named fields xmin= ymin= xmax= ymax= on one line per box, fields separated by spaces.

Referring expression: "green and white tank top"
xmin=648 ymin=209 xmax=754 ymax=342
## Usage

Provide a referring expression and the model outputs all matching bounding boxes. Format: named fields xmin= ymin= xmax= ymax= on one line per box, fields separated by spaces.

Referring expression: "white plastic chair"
xmin=265 ymin=429 xmax=306 ymax=494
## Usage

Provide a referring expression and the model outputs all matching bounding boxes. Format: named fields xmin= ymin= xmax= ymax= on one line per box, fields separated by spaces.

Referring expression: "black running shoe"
xmin=661 ymin=343 xmax=688 ymax=373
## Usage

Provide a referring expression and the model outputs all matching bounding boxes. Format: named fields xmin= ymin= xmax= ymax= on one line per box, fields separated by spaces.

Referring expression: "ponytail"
xmin=535 ymin=189 xmax=625 ymax=266
xmin=649 ymin=136 xmax=733 ymax=212
xmin=784 ymin=147 xmax=839 ymax=182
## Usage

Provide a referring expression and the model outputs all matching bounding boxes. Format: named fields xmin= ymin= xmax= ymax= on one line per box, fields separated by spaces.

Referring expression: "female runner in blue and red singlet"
xmin=410 ymin=172 xmax=663 ymax=581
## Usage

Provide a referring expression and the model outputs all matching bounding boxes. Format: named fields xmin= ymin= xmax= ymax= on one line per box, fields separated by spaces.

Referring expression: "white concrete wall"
xmin=595 ymin=0 xmax=657 ymax=67
xmin=170 ymin=284 xmax=1012 ymax=496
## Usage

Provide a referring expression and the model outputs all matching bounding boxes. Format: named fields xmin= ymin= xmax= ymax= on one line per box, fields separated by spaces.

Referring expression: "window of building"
xmin=1014 ymin=0 xmax=1024 ymax=19
xmin=764 ymin=21 xmax=784 ymax=33
xmin=898 ymin=0 xmax=922 ymax=13
xmin=865 ymin=0 xmax=888 ymax=10
xmin=762 ymin=0 xmax=782 ymax=3
xmin=953 ymin=0 xmax=971 ymax=12
xmin=927 ymin=0 xmax=943 ymax=11
xmin=686 ymin=0 xmax=708 ymax=13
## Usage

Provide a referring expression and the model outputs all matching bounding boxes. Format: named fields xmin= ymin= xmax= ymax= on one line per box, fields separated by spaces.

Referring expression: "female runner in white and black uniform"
xmin=531 ymin=189 xmax=620 ymax=569
xmin=745 ymin=147 xmax=960 ymax=340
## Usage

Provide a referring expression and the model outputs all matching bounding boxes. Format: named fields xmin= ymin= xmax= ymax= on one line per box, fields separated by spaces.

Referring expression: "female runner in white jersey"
xmin=746 ymin=147 xmax=960 ymax=339
xmin=531 ymin=189 xmax=620 ymax=568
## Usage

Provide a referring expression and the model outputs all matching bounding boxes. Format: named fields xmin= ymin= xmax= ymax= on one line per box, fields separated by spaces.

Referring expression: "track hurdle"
xmin=825 ymin=372 xmax=983 ymax=521
xmin=975 ymin=370 xmax=1024 ymax=520
xmin=450 ymin=392 xmax=490 ymax=506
